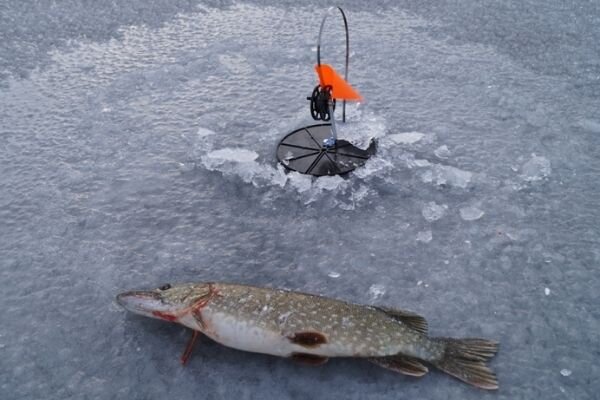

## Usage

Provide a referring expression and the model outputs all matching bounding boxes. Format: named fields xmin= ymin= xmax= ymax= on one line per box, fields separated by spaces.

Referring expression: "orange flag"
xmin=314 ymin=64 xmax=363 ymax=101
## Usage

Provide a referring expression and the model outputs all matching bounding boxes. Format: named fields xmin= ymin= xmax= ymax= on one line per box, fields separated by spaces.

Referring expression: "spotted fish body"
xmin=117 ymin=282 xmax=499 ymax=390
xmin=180 ymin=283 xmax=439 ymax=360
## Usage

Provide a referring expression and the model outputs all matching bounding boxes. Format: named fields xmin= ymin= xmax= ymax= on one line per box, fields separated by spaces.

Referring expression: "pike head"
xmin=116 ymin=282 xmax=214 ymax=324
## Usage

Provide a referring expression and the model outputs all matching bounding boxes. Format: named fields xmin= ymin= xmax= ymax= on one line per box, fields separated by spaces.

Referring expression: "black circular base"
xmin=276 ymin=124 xmax=375 ymax=176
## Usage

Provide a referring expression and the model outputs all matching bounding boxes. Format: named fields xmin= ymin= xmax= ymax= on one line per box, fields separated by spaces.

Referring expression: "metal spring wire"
xmin=316 ymin=6 xmax=350 ymax=123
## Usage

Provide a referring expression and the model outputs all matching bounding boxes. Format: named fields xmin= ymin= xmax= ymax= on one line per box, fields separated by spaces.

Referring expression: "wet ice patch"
xmin=560 ymin=369 xmax=572 ymax=377
xmin=520 ymin=154 xmax=551 ymax=182
xmin=459 ymin=205 xmax=485 ymax=221
xmin=328 ymin=271 xmax=341 ymax=278
xmin=422 ymin=201 xmax=448 ymax=222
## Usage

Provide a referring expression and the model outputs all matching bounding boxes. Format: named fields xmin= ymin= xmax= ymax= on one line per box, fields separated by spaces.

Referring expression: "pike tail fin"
xmin=432 ymin=338 xmax=499 ymax=390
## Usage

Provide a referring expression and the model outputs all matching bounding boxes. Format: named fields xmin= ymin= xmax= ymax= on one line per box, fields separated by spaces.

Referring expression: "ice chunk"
xmin=368 ymin=284 xmax=386 ymax=300
xmin=301 ymin=175 xmax=350 ymax=205
xmin=353 ymin=156 xmax=394 ymax=179
xmin=420 ymin=164 xmax=473 ymax=188
xmin=459 ymin=206 xmax=485 ymax=221
xmin=416 ymin=230 xmax=433 ymax=243
xmin=401 ymin=153 xmax=432 ymax=169
xmin=204 ymin=148 xmax=259 ymax=163
xmin=422 ymin=201 xmax=448 ymax=222
xmin=201 ymin=148 xmax=287 ymax=188
xmin=388 ymin=131 xmax=425 ymax=144
xmin=286 ymin=172 xmax=313 ymax=193
xmin=338 ymin=106 xmax=387 ymax=149
xmin=520 ymin=154 xmax=551 ymax=182
xmin=351 ymin=185 xmax=370 ymax=203
xmin=560 ymin=369 xmax=572 ymax=377
xmin=197 ymin=127 xmax=216 ymax=137
xmin=544 ymin=288 xmax=551 ymax=296
xmin=434 ymin=145 xmax=451 ymax=159
xmin=315 ymin=175 xmax=347 ymax=192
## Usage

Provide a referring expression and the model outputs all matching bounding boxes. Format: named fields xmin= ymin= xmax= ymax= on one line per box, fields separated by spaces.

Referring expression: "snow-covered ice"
xmin=1 ymin=1 xmax=598 ymax=400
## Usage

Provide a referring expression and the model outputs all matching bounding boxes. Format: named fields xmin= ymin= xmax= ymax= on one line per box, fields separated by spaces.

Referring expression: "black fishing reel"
xmin=307 ymin=85 xmax=336 ymax=121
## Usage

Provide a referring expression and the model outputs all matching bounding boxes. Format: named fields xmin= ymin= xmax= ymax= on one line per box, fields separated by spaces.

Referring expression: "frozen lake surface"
xmin=1 ymin=1 xmax=599 ymax=399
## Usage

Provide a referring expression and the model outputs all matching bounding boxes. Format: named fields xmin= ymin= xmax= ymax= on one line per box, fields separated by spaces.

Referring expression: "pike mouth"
xmin=116 ymin=290 xmax=176 ymax=320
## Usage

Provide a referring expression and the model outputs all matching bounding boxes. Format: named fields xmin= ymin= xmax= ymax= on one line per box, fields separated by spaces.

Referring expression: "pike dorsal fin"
xmin=291 ymin=353 xmax=329 ymax=366
xmin=369 ymin=355 xmax=429 ymax=377
xmin=373 ymin=306 xmax=428 ymax=335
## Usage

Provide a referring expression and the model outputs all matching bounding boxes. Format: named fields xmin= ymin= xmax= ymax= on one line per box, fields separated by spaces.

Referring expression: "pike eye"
xmin=159 ymin=284 xmax=171 ymax=291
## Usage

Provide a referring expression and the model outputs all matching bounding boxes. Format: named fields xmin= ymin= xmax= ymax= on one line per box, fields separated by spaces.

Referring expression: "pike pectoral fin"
xmin=368 ymin=355 xmax=429 ymax=377
xmin=180 ymin=330 xmax=201 ymax=365
xmin=291 ymin=353 xmax=329 ymax=366
xmin=373 ymin=306 xmax=428 ymax=335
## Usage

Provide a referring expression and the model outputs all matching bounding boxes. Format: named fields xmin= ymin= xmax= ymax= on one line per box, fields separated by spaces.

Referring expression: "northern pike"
xmin=116 ymin=282 xmax=499 ymax=389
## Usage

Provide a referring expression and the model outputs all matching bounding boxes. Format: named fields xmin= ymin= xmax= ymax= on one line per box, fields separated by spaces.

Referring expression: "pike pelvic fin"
xmin=291 ymin=353 xmax=329 ymax=365
xmin=180 ymin=330 xmax=201 ymax=365
xmin=368 ymin=355 xmax=429 ymax=377
xmin=373 ymin=306 xmax=428 ymax=335
xmin=432 ymin=338 xmax=499 ymax=390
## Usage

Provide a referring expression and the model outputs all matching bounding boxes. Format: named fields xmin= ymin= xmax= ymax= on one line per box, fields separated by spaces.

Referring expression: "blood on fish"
xmin=152 ymin=311 xmax=178 ymax=322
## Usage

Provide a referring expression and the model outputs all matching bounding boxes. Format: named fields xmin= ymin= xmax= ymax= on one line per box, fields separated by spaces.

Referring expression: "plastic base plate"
xmin=276 ymin=124 xmax=375 ymax=176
